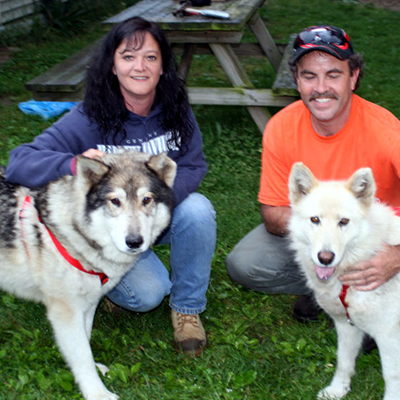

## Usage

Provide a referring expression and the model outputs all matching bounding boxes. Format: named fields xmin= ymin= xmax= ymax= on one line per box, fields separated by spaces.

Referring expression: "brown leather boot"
xmin=171 ymin=310 xmax=207 ymax=357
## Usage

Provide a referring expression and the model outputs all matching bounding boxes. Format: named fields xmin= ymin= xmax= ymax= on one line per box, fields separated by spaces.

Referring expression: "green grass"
xmin=0 ymin=0 xmax=399 ymax=398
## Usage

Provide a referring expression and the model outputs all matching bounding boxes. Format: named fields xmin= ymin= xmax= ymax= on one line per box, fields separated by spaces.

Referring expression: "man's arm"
xmin=261 ymin=204 xmax=292 ymax=237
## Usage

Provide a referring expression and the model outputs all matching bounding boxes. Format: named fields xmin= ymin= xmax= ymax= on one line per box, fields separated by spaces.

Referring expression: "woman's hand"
xmin=81 ymin=149 xmax=106 ymax=159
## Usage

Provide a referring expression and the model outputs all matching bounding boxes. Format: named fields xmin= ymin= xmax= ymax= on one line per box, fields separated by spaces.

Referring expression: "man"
xmin=225 ymin=25 xmax=400 ymax=331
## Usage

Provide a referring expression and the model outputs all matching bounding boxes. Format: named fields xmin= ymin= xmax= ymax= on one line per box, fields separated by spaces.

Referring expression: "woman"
xmin=6 ymin=17 xmax=216 ymax=357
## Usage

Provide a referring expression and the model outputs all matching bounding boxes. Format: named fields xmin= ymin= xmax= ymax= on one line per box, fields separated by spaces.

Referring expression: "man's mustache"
xmin=309 ymin=92 xmax=338 ymax=101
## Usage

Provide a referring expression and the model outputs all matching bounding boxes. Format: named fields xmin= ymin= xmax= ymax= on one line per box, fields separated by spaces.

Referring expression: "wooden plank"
xmin=30 ymin=89 xmax=85 ymax=102
xmin=188 ymin=87 xmax=297 ymax=107
xmin=172 ymin=42 xmax=285 ymax=57
xmin=25 ymin=39 xmax=103 ymax=93
xmin=209 ymin=43 xmax=253 ymax=87
xmin=1 ymin=0 xmax=34 ymax=25
xmin=177 ymin=44 xmax=196 ymax=81
xmin=272 ymin=33 xmax=299 ymax=96
xmin=28 ymin=86 xmax=297 ymax=107
xmin=249 ymin=14 xmax=281 ymax=71
xmin=29 ymin=86 xmax=297 ymax=105
xmin=103 ymin=0 xmax=167 ymax=25
xmin=166 ymin=30 xmax=243 ymax=44
xmin=247 ymin=106 xmax=270 ymax=133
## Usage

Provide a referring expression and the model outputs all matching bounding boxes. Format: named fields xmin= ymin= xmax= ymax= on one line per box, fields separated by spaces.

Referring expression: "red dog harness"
xmin=19 ymin=196 xmax=108 ymax=285
xmin=339 ymin=285 xmax=353 ymax=325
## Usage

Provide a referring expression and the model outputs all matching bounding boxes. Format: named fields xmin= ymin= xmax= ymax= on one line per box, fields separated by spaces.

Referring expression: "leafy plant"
xmin=36 ymin=0 xmax=96 ymax=36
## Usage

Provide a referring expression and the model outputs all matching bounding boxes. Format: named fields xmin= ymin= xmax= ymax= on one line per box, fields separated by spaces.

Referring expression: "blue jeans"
xmin=107 ymin=193 xmax=216 ymax=315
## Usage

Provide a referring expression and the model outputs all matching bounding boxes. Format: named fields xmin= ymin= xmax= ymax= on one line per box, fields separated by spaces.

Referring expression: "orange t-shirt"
xmin=259 ymin=94 xmax=400 ymax=207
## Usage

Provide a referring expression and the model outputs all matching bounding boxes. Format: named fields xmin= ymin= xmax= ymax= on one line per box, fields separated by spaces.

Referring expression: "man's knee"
xmin=226 ymin=245 xmax=310 ymax=295
xmin=225 ymin=248 xmax=257 ymax=289
xmin=225 ymin=224 xmax=268 ymax=287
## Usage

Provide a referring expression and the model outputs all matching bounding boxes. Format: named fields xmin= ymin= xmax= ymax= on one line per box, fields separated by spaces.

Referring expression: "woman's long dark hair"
xmin=83 ymin=17 xmax=194 ymax=155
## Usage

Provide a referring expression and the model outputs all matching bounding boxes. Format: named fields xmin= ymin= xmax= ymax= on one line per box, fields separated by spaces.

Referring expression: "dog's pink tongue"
xmin=315 ymin=265 xmax=336 ymax=281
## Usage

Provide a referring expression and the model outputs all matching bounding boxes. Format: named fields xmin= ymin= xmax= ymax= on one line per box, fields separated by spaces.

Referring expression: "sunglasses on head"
xmin=297 ymin=27 xmax=350 ymax=50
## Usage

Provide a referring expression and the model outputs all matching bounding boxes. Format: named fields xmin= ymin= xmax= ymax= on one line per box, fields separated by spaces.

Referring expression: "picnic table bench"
xmin=25 ymin=38 xmax=103 ymax=102
xmin=25 ymin=0 xmax=299 ymax=132
xmin=272 ymin=33 xmax=298 ymax=97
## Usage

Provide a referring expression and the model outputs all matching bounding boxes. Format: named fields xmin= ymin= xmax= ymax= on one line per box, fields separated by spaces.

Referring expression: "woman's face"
xmin=113 ymin=31 xmax=163 ymax=107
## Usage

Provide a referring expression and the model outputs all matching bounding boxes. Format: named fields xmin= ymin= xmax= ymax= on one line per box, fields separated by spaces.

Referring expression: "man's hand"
xmin=340 ymin=244 xmax=400 ymax=291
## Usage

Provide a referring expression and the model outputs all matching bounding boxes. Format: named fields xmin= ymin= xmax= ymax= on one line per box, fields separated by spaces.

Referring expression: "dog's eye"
xmin=310 ymin=216 xmax=320 ymax=224
xmin=110 ymin=198 xmax=120 ymax=207
xmin=142 ymin=197 xmax=152 ymax=206
xmin=339 ymin=218 xmax=349 ymax=225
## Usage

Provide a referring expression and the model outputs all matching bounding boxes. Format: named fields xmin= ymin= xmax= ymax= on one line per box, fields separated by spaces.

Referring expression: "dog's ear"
xmin=346 ymin=167 xmax=376 ymax=206
xmin=75 ymin=156 xmax=110 ymax=187
xmin=146 ymin=153 xmax=177 ymax=188
xmin=288 ymin=162 xmax=318 ymax=204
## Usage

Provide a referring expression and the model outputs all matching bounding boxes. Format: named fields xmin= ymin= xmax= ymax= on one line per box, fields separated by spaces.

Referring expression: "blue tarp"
xmin=18 ymin=100 xmax=78 ymax=120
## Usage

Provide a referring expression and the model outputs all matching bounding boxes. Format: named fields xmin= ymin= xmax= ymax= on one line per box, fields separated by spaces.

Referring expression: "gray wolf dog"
xmin=288 ymin=162 xmax=400 ymax=400
xmin=0 ymin=151 xmax=176 ymax=400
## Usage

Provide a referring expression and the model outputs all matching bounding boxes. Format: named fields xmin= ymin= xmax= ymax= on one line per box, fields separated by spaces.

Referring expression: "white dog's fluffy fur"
xmin=288 ymin=162 xmax=400 ymax=400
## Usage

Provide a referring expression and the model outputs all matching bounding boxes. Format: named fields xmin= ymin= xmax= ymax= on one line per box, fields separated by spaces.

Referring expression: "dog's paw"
xmin=95 ymin=363 xmax=110 ymax=377
xmin=317 ymin=384 xmax=350 ymax=399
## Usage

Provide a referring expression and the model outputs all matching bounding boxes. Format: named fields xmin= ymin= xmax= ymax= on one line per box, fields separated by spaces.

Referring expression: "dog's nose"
xmin=125 ymin=234 xmax=144 ymax=249
xmin=318 ymin=251 xmax=335 ymax=265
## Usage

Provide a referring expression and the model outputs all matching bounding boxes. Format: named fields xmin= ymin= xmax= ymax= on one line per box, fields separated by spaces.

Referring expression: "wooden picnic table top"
xmin=103 ymin=0 xmax=266 ymax=36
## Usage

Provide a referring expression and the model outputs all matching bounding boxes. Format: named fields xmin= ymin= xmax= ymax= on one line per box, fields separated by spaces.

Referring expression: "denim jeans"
xmin=107 ymin=193 xmax=216 ymax=315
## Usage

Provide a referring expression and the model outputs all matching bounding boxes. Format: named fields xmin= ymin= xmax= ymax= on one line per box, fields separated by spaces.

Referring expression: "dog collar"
xmin=20 ymin=196 xmax=108 ymax=285
xmin=339 ymin=285 xmax=353 ymax=325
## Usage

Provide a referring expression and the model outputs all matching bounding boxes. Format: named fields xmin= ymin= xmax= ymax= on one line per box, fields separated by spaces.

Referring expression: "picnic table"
xmin=26 ymin=0 xmax=298 ymax=132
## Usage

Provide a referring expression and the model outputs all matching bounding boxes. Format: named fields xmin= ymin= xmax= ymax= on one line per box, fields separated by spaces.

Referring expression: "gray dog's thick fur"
xmin=0 ymin=151 xmax=176 ymax=400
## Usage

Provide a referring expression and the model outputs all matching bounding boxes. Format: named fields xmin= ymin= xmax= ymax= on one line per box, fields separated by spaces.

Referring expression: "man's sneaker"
xmin=171 ymin=310 xmax=207 ymax=357
xmin=293 ymin=294 xmax=323 ymax=323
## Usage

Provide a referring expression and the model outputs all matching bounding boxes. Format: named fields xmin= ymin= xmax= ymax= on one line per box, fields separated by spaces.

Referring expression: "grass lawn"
xmin=0 ymin=0 xmax=399 ymax=398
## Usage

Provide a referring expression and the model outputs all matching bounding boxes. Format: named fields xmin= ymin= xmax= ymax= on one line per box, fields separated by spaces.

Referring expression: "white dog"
xmin=288 ymin=162 xmax=400 ymax=400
